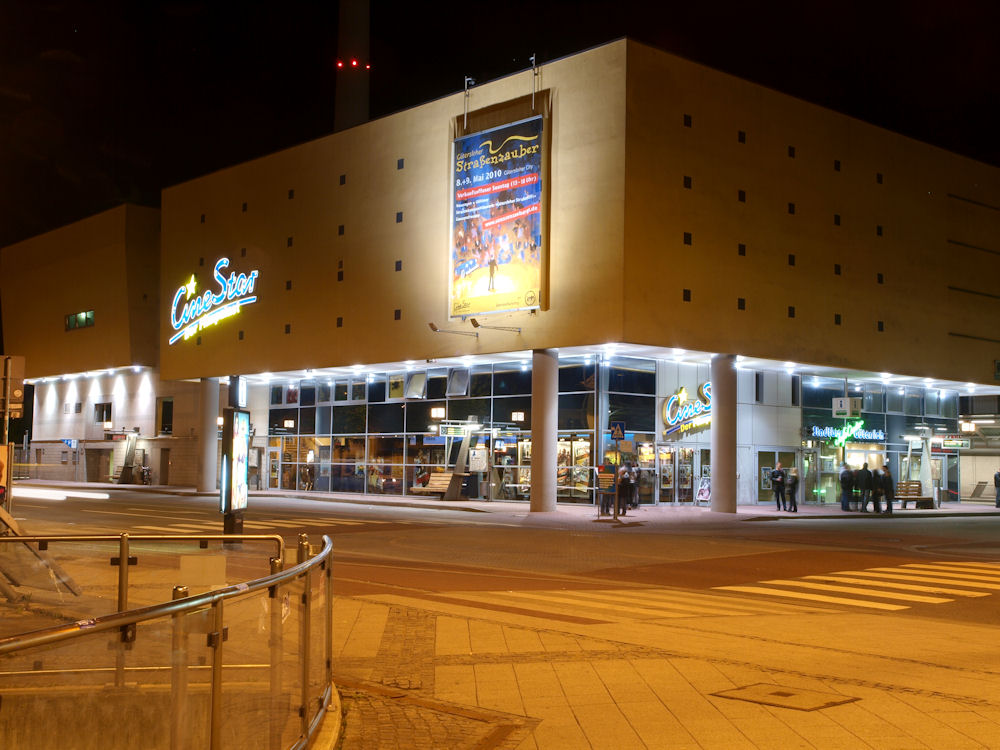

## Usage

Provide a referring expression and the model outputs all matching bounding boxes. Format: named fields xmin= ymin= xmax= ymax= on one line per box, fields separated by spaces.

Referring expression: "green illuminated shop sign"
xmin=810 ymin=420 xmax=886 ymax=446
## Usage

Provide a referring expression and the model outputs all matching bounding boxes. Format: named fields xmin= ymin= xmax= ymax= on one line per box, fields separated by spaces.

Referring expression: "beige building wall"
xmin=623 ymin=40 xmax=1000 ymax=384
xmin=0 ymin=204 xmax=160 ymax=378
xmin=160 ymin=41 xmax=628 ymax=380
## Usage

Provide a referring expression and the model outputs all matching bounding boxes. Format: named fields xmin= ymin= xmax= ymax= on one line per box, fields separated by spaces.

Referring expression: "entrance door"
xmin=676 ymin=448 xmax=695 ymax=503
xmin=656 ymin=445 xmax=674 ymax=503
xmin=802 ymin=449 xmax=819 ymax=504
xmin=756 ymin=450 xmax=798 ymax=505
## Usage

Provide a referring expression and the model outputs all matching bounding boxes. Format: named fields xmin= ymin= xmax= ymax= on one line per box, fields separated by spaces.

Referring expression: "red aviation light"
xmin=336 ymin=59 xmax=370 ymax=71
xmin=351 ymin=59 xmax=358 ymax=67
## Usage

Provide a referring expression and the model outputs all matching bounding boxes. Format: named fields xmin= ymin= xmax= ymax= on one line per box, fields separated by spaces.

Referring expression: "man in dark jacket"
xmin=881 ymin=465 xmax=895 ymax=514
xmin=995 ymin=468 xmax=1000 ymax=508
xmin=856 ymin=463 xmax=873 ymax=512
xmin=839 ymin=463 xmax=854 ymax=512
xmin=770 ymin=462 xmax=786 ymax=511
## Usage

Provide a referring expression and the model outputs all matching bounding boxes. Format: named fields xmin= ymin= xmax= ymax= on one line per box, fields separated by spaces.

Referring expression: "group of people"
xmin=839 ymin=462 xmax=895 ymax=513
xmin=598 ymin=461 xmax=640 ymax=516
xmin=769 ymin=462 xmax=799 ymax=512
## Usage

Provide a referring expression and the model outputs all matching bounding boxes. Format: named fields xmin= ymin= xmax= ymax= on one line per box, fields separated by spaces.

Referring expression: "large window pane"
xmin=407 ymin=435 xmax=447 ymax=465
xmin=863 ymin=383 xmax=884 ymax=412
xmin=559 ymin=362 xmax=596 ymax=392
xmin=298 ymin=407 xmax=316 ymax=435
xmin=332 ymin=437 xmax=365 ymax=462
xmin=427 ymin=374 xmax=447 ymax=399
xmin=269 ymin=408 xmax=298 ymax=433
xmin=448 ymin=398 xmax=491 ymax=423
xmin=470 ymin=367 xmax=492 ymax=397
xmin=368 ymin=403 xmax=405 ymax=433
xmin=300 ymin=386 xmax=316 ymax=406
xmin=316 ymin=406 xmax=332 ymax=434
xmin=333 ymin=405 xmax=366 ymax=433
xmin=406 ymin=400 xmax=445 ymax=433
xmin=494 ymin=366 xmax=531 ymax=395
xmin=608 ymin=394 xmax=654 ymax=432
xmin=367 ymin=375 xmax=386 ymax=403
xmin=559 ymin=393 xmax=594 ymax=430
xmin=607 ymin=357 xmax=655 ymax=394
xmin=493 ymin=396 xmax=531 ymax=426
xmin=368 ymin=436 xmax=404 ymax=463
xmin=904 ymin=387 xmax=923 ymax=416
xmin=886 ymin=386 xmax=904 ymax=413
xmin=802 ymin=376 xmax=846 ymax=409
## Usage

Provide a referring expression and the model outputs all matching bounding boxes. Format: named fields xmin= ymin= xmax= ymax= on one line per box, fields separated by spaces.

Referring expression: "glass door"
xmin=656 ymin=445 xmax=674 ymax=504
xmin=676 ymin=448 xmax=694 ymax=503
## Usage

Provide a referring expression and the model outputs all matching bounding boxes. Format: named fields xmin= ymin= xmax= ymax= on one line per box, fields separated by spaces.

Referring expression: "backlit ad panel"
xmin=450 ymin=116 xmax=543 ymax=317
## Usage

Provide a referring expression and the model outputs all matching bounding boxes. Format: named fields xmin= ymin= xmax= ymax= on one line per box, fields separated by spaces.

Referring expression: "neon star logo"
xmin=185 ymin=276 xmax=197 ymax=298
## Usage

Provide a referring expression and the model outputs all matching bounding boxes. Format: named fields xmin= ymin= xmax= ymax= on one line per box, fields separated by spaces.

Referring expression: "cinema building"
xmin=3 ymin=39 xmax=998 ymax=510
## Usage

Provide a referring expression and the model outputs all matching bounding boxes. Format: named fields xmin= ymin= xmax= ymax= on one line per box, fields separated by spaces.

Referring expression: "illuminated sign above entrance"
xmin=169 ymin=258 xmax=259 ymax=345
xmin=662 ymin=382 xmax=712 ymax=436
xmin=811 ymin=421 xmax=886 ymax=446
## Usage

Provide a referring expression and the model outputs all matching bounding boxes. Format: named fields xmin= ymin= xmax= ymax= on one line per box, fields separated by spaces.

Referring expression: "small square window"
xmin=683 ymin=175 xmax=692 ymax=189
xmin=337 ymin=270 xmax=344 ymax=281
xmin=738 ymin=130 xmax=746 ymax=143
xmin=339 ymin=174 xmax=346 ymax=185
xmin=396 ymin=211 xmax=403 ymax=223
xmin=788 ymin=254 xmax=795 ymax=266
xmin=877 ymin=320 xmax=884 ymax=332
xmin=395 ymin=260 xmax=402 ymax=271
xmin=738 ymin=243 xmax=746 ymax=256
xmin=834 ymin=263 xmax=841 ymax=275
xmin=682 ymin=289 xmax=691 ymax=302
xmin=834 ymin=214 xmax=841 ymax=226
xmin=834 ymin=159 xmax=841 ymax=171
xmin=287 ymin=236 xmax=293 ymax=247
xmin=336 ymin=317 xmax=343 ymax=328
xmin=200 ymin=213 xmax=205 ymax=223
xmin=683 ymin=114 xmax=692 ymax=127
xmin=788 ymin=306 xmax=795 ymax=318
xmin=397 ymin=158 xmax=405 ymax=170
xmin=394 ymin=309 xmax=401 ymax=320
xmin=683 ymin=232 xmax=692 ymax=245
xmin=876 ymin=224 xmax=883 ymax=236
xmin=242 ymin=201 xmax=247 ymax=212
xmin=196 ymin=336 xmax=202 ymax=345
xmin=788 ymin=145 xmax=796 ymax=158
xmin=877 ymin=272 xmax=884 ymax=284
xmin=834 ymin=313 xmax=842 ymax=325
xmin=338 ymin=259 xmax=343 ymax=269
xmin=788 ymin=202 xmax=796 ymax=215
xmin=738 ymin=189 xmax=746 ymax=202
xmin=284 ymin=324 xmax=291 ymax=334
xmin=338 ymin=225 xmax=345 ymax=236
xmin=285 ymin=280 xmax=292 ymax=290
xmin=288 ymin=188 xmax=294 ymax=199
xmin=876 ymin=172 xmax=883 ymax=184
xmin=199 ymin=257 xmax=204 ymax=266
xmin=241 ymin=247 xmax=246 ymax=257
xmin=737 ymin=297 xmax=746 ymax=310
xmin=239 ymin=330 xmax=244 ymax=340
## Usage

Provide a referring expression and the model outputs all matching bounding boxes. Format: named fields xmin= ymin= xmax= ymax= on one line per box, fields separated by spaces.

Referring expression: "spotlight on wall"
xmin=469 ymin=318 xmax=521 ymax=333
xmin=428 ymin=322 xmax=478 ymax=337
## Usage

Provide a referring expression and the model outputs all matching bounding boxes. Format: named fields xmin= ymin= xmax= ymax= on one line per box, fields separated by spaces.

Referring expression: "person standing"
xmin=882 ymin=465 xmax=895 ymax=514
xmin=630 ymin=463 xmax=640 ymax=510
xmin=856 ymin=463 xmax=873 ymax=512
xmin=839 ymin=463 xmax=854 ymax=512
xmin=616 ymin=461 xmax=633 ymax=516
xmin=786 ymin=467 xmax=799 ymax=512
xmin=994 ymin=467 xmax=1000 ymax=508
xmin=870 ymin=465 xmax=883 ymax=514
xmin=770 ymin=462 xmax=786 ymax=511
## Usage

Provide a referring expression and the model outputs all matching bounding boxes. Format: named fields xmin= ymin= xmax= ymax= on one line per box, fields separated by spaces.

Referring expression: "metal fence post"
xmin=114 ymin=532 xmax=131 ymax=687
xmin=170 ymin=585 xmax=190 ymax=750
xmin=297 ymin=534 xmax=311 ymax=740
xmin=209 ymin=599 xmax=224 ymax=750
xmin=325 ymin=546 xmax=333 ymax=687
xmin=268 ymin=556 xmax=284 ymax=750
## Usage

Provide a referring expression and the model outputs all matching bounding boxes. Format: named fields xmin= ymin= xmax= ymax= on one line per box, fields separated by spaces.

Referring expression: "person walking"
xmin=785 ymin=467 xmax=799 ymax=512
xmin=630 ymin=463 xmax=640 ymax=510
xmin=881 ymin=465 xmax=895 ymax=514
xmin=870 ymin=465 xmax=883 ymax=514
xmin=770 ymin=462 xmax=786 ymax=511
xmin=616 ymin=461 xmax=633 ymax=516
xmin=839 ymin=463 xmax=854 ymax=512
xmin=856 ymin=462 xmax=873 ymax=512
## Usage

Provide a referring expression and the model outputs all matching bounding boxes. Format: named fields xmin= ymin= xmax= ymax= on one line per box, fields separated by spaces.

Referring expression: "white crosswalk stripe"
xmin=364 ymin=585 xmax=827 ymax=623
xmin=713 ymin=561 xmax=1000 ymax=610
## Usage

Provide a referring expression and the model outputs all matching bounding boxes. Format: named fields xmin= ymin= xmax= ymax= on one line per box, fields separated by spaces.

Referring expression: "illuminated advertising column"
xmin=220 ymin=407 xmax=251 ymax=534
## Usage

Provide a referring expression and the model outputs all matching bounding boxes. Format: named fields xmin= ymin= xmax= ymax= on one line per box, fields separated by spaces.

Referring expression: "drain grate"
xmin=712 ymin=683 xmax=859 ymax=711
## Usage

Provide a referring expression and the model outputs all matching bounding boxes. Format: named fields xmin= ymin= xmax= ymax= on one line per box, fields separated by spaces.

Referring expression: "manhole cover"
xmin=713 ymin=683 xmax=859 ymax=711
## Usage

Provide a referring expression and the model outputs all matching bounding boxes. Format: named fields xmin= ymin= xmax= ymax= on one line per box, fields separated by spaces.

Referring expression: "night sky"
xmin=1 ymin=0 xmax=998 ymax=249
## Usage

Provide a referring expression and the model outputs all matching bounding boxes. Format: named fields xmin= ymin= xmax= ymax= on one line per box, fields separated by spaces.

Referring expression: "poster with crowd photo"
xmin=450 ymin=116 xmax=543 ymax=317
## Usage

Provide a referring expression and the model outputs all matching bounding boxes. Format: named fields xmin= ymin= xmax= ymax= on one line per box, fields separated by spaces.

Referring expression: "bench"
xmin=410 ymin=471 xmax=468 ymax=497
xmin=895 ymin=480 xmax=935 ymax=509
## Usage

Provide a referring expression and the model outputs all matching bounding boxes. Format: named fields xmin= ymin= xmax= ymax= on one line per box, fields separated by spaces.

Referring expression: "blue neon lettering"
xmin=664 ymin=382 xmax=713 ymax=427
xmin=169 ymin=257 xmax=260 ymax=340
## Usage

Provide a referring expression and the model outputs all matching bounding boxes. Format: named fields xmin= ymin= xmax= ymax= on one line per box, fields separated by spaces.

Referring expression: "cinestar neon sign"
xmin=662 ymin=382 xmax=712 ymax=435
xmin=169 ymin=258 xmax=259 ymax=345
xmin=811 ymin=421 xmax=886 ymax=446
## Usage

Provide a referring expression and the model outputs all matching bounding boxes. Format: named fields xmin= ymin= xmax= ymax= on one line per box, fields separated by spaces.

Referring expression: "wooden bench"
xmin=410 ymin=471 xmax=467 ymax=497
xmin=895 ymin=480 xmax=935 ymax=509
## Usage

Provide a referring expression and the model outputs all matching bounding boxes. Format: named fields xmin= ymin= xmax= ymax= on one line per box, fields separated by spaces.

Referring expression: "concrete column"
xmin=198 ymin=378 xmax=220 ymax=493
xmin=530 ymin=348 xmax=558 ymax=512
xmin=710 ymin=354 xmax=737 ymax=513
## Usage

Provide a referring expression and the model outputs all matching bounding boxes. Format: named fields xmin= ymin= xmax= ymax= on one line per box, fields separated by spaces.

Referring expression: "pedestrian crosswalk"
xmin=362 ymin=584 xmax=831 ymax=625
xmin=131 ymin=516 xmax=415 ymax=534
xmin=713 ymin=561 xmax=1000 ymax=611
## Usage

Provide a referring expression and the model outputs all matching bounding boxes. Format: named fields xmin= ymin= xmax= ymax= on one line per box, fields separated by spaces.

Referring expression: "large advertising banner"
xmin=451 ymin=116 xmax=543 ymax=317
xmin=220 ymin=407 xmax=250 ymax=514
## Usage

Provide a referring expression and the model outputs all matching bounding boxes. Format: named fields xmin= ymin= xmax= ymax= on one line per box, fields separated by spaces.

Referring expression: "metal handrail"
xmin=0 ymin=534 xmax=326 ymax=655
xmin=0 ymin=533 xmax=285 ymax=559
